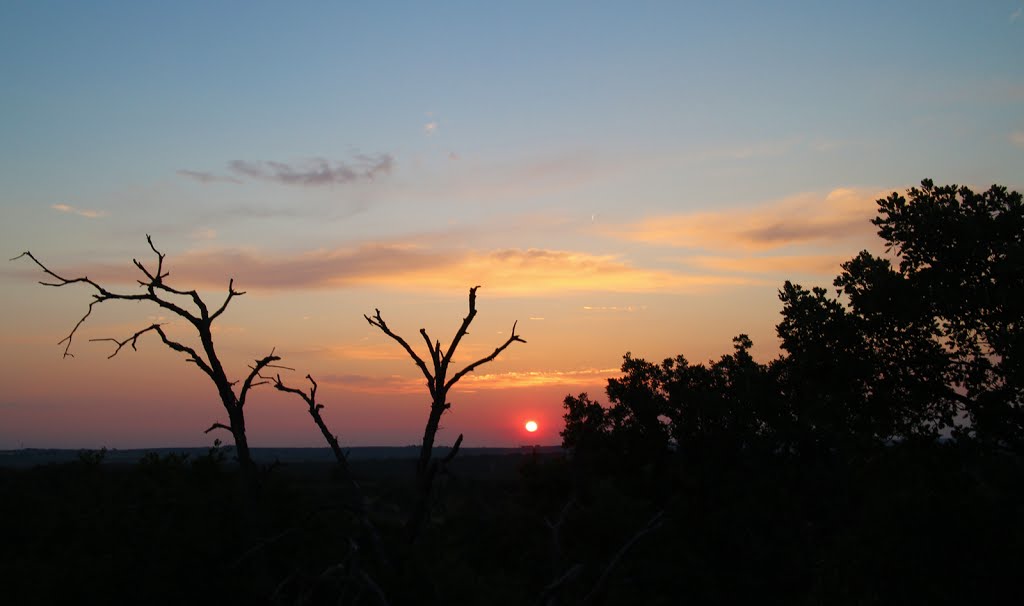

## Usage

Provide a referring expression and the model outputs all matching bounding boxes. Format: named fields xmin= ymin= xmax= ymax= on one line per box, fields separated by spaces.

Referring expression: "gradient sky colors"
xmin=2 ymin=1 xmax=1022 ymax=449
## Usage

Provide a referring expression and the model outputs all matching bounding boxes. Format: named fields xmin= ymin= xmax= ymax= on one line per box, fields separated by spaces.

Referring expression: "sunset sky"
xmin=2 ymin=1 xmax=1022 ymax=450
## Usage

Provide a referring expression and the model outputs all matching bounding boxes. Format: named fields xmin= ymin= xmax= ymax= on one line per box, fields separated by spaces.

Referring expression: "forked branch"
xmin=446 ymin=320 xmax=526 ymax=390
xmin=89 ymin=324 xmax=216 ymax=378
xmin=205 ymin=422 xmax=233 ymax=435
xmin=272 ymin=374 xmax=348 ymax=467
xmin=364 ymin=309 xmax=435 ymax=393
xmin=12 ymin=237 xmax=244 ymax=357
xmin=14 ymin=237 xmax=273 ymax=470
xmin=238 ymin=350 xmax=288 ymax=408
xmin=364 ymin=286 xmax=525 ymax=540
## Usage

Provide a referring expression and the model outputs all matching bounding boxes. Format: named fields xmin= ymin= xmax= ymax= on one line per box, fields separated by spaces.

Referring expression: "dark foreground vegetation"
xmin=1 ymin=443 xmax=1022 ymax=605
xmin=5 ymin=179 xmax=1022 ymax=603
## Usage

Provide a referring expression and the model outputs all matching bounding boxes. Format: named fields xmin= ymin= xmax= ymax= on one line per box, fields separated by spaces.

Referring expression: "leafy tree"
xmin=870 ymin=180 xmax=1023 ymax=445
xmin=661 ymin=335 xmax=783 ymax=455
xmin=561 ymin=392 xmax=612 ymax=454
xmin=562 ymin=335 xmax=780 ymax=464
xmin=779 ymin=179 xmax=1023 ymax=449
xmin=565 ymin=180 xmax=1023 ymax=459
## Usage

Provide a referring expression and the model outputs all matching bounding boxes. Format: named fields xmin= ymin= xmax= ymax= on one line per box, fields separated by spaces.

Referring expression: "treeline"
xmin=563 ymin=179 xmax=1023 ymax=464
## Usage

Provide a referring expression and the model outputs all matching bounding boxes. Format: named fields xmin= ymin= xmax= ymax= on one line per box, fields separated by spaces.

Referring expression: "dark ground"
xmin=1 ymin=444 xmax=1021 ymax=605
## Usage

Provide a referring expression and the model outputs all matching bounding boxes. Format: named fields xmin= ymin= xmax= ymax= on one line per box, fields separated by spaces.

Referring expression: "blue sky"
xmin=1 ymin=1 xmax=1022 ymax=448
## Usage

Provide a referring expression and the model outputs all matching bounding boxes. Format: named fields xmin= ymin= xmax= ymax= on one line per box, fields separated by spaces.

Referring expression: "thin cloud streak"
xmin=51 ymin=203 xmax=105 ymax=219
xmin=48 ymin=244 xmax=754 ymax=295
xmin=685 ymin=254 xmax=850 ymax=276
xmin=314 ymin=367 xmax=619 ymax=395
xmin=602 ymin=188 xmax=883 ymax=252
xmin=459 ymin=367 xmax=621 ymax=390
xmin=176 ymin=170 xmax=243 ymax=184
xmin=228 ymin=154 xmax=393 ymax=186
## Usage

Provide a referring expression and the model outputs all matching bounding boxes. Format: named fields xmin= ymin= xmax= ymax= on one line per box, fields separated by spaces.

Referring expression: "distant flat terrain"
xmin=0 ymin=445 xmax=563 ymax=468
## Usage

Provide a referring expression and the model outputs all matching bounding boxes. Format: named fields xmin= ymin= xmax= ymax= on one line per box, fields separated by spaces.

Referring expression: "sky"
xmin=1 ymin=1 xmax=1022 ymax=450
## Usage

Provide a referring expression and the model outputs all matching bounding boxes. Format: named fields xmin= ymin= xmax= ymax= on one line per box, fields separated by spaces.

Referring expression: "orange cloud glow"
xmin=42 ymin=245 xmax=753 ymax=295
xmin=602 ymin=188 xmax=884 ymax=251
xmin=685 ymin=253 xmax=851 ymax=276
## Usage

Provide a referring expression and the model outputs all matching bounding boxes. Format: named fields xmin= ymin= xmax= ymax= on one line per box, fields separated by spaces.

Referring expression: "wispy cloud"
xmin=458 ymin=367 xmax=620 ymax=390
xmin=314 ymin=367 xmax=618 ymax=395
xmin=51 ymin=203 xmax=105 ymax=219
xmin=189 ymin=228 xmax=217 ymax=241
xmin=316 ymin=373 xmax=421 ymax=395
xmin=228 ymin=154 xmax=393 ymax=186
xmin=601 ymin=188 xmax=883 ymax=252
xmin=581 ymin=305 xmax=647 ymax=312
xmin=1011 ymin=131 xmax=1024 ymax=148
xmin=684 ymin=254 xmax=849 ymax=276
xmin=176 ymin=169 xmax=242 ymax=184
xmin=424 ymin=121 xmax=438 ymax=135
xmin=57 ymin=244 xmax=753 ymax=295
xmin=1011 ymin=7 xmax=1021 ymax=22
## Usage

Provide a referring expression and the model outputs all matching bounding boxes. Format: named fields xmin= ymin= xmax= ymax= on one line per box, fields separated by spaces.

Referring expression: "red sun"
xmin=524 ymin=420 xmax=539 ymax=433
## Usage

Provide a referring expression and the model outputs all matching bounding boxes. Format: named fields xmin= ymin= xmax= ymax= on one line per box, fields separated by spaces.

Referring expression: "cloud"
xmin=51 ymin=203 xmax=105 ymax=219
xmin=601 ymin=188 xmax=883 ymax=252
xmin=57 ymin=244 xmax=753 ymax=295
xmin=424 ymin=121 xmax=438 ymax=135
xmin=227 ymin=154 xmax=393 ymax=186
xmin=1011 ymin=8 xmax=1021 ymax=22
xmin=315 ymin=373 xmax=421 ymax=395
xmin=176 ymin=170 xmax=242 ymax=184
xmin=581 ymin=305 xmax=647 ymax=312
xmin=189 ymin=228 xmax=217 ymax=241
xmin=1011 ymin=131 xmax=1024 ymax=148
xmin=685 ymin=254 xmax=849 ymax=276
xmin=314 ymin=367 xmax=619 ymax=394
xmin=458 ymin=367 xmax=620 ymax=390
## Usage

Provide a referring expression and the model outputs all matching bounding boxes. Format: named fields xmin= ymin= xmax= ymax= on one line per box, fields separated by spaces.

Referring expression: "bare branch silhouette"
xmin=364 ymin=285 xmax=525 ymax=540
xmin=13 ymin=237 xmax=282 ymax=469
xmin=272 ymin=373 xmax=347 ymax=468
xmin=205 ymin=422 xmax=233 ymax=434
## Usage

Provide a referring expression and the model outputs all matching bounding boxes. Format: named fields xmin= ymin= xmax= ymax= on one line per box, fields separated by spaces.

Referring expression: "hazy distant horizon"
xmin=0 ymin=444 xmax=564 ymax=468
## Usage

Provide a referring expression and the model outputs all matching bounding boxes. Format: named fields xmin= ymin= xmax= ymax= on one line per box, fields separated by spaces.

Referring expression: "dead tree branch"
xmin=364 ymin=285 xmax=525 ymax=540
xmin=13 ymin=237 xmax=280 ymax=469
xmin=272 ymin=373 xmax=347 ymax=468
xmin=205 ymin=422 xmax=233 ymax=434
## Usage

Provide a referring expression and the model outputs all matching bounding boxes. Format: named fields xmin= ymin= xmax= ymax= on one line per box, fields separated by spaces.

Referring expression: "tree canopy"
xmin=564 ymin=180 xmax=1024 ymax=459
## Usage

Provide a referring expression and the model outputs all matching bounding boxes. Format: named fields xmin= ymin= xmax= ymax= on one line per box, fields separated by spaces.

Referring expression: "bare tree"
xmin=364 ymin=285 xmax=525 ymax=539
xmin=271 ymin=374 xmax=347 ymax=468
xmin=12 ymin=236 xmax=284 ymax=469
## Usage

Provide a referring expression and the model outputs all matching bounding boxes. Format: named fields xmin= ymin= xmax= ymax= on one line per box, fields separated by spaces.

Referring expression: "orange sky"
xmin=2 ymin=2 xmax=1022 ymax=449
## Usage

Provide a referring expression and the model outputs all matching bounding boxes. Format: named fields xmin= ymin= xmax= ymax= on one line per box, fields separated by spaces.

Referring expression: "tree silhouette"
xmin=12 ymin=236 xmax=285 ymax=469
xmin=562 ymin=336 xmax=781 ymax=465
xmin=779 ymin=180 xmax=1023 ymax=449
xmin=869 ymin=180 xmax=1023 ymax=445
xmin=365 ymin=285 xmax=525 ymax=539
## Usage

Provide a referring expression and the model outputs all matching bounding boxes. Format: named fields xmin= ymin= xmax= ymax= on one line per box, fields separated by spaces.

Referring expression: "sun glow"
xmin=524 ymin=420 xmax=538 ymax=433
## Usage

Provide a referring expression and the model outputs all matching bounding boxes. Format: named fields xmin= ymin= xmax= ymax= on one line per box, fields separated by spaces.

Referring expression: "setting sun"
xmin=524 ymin=420 xmax=538 ymax=433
